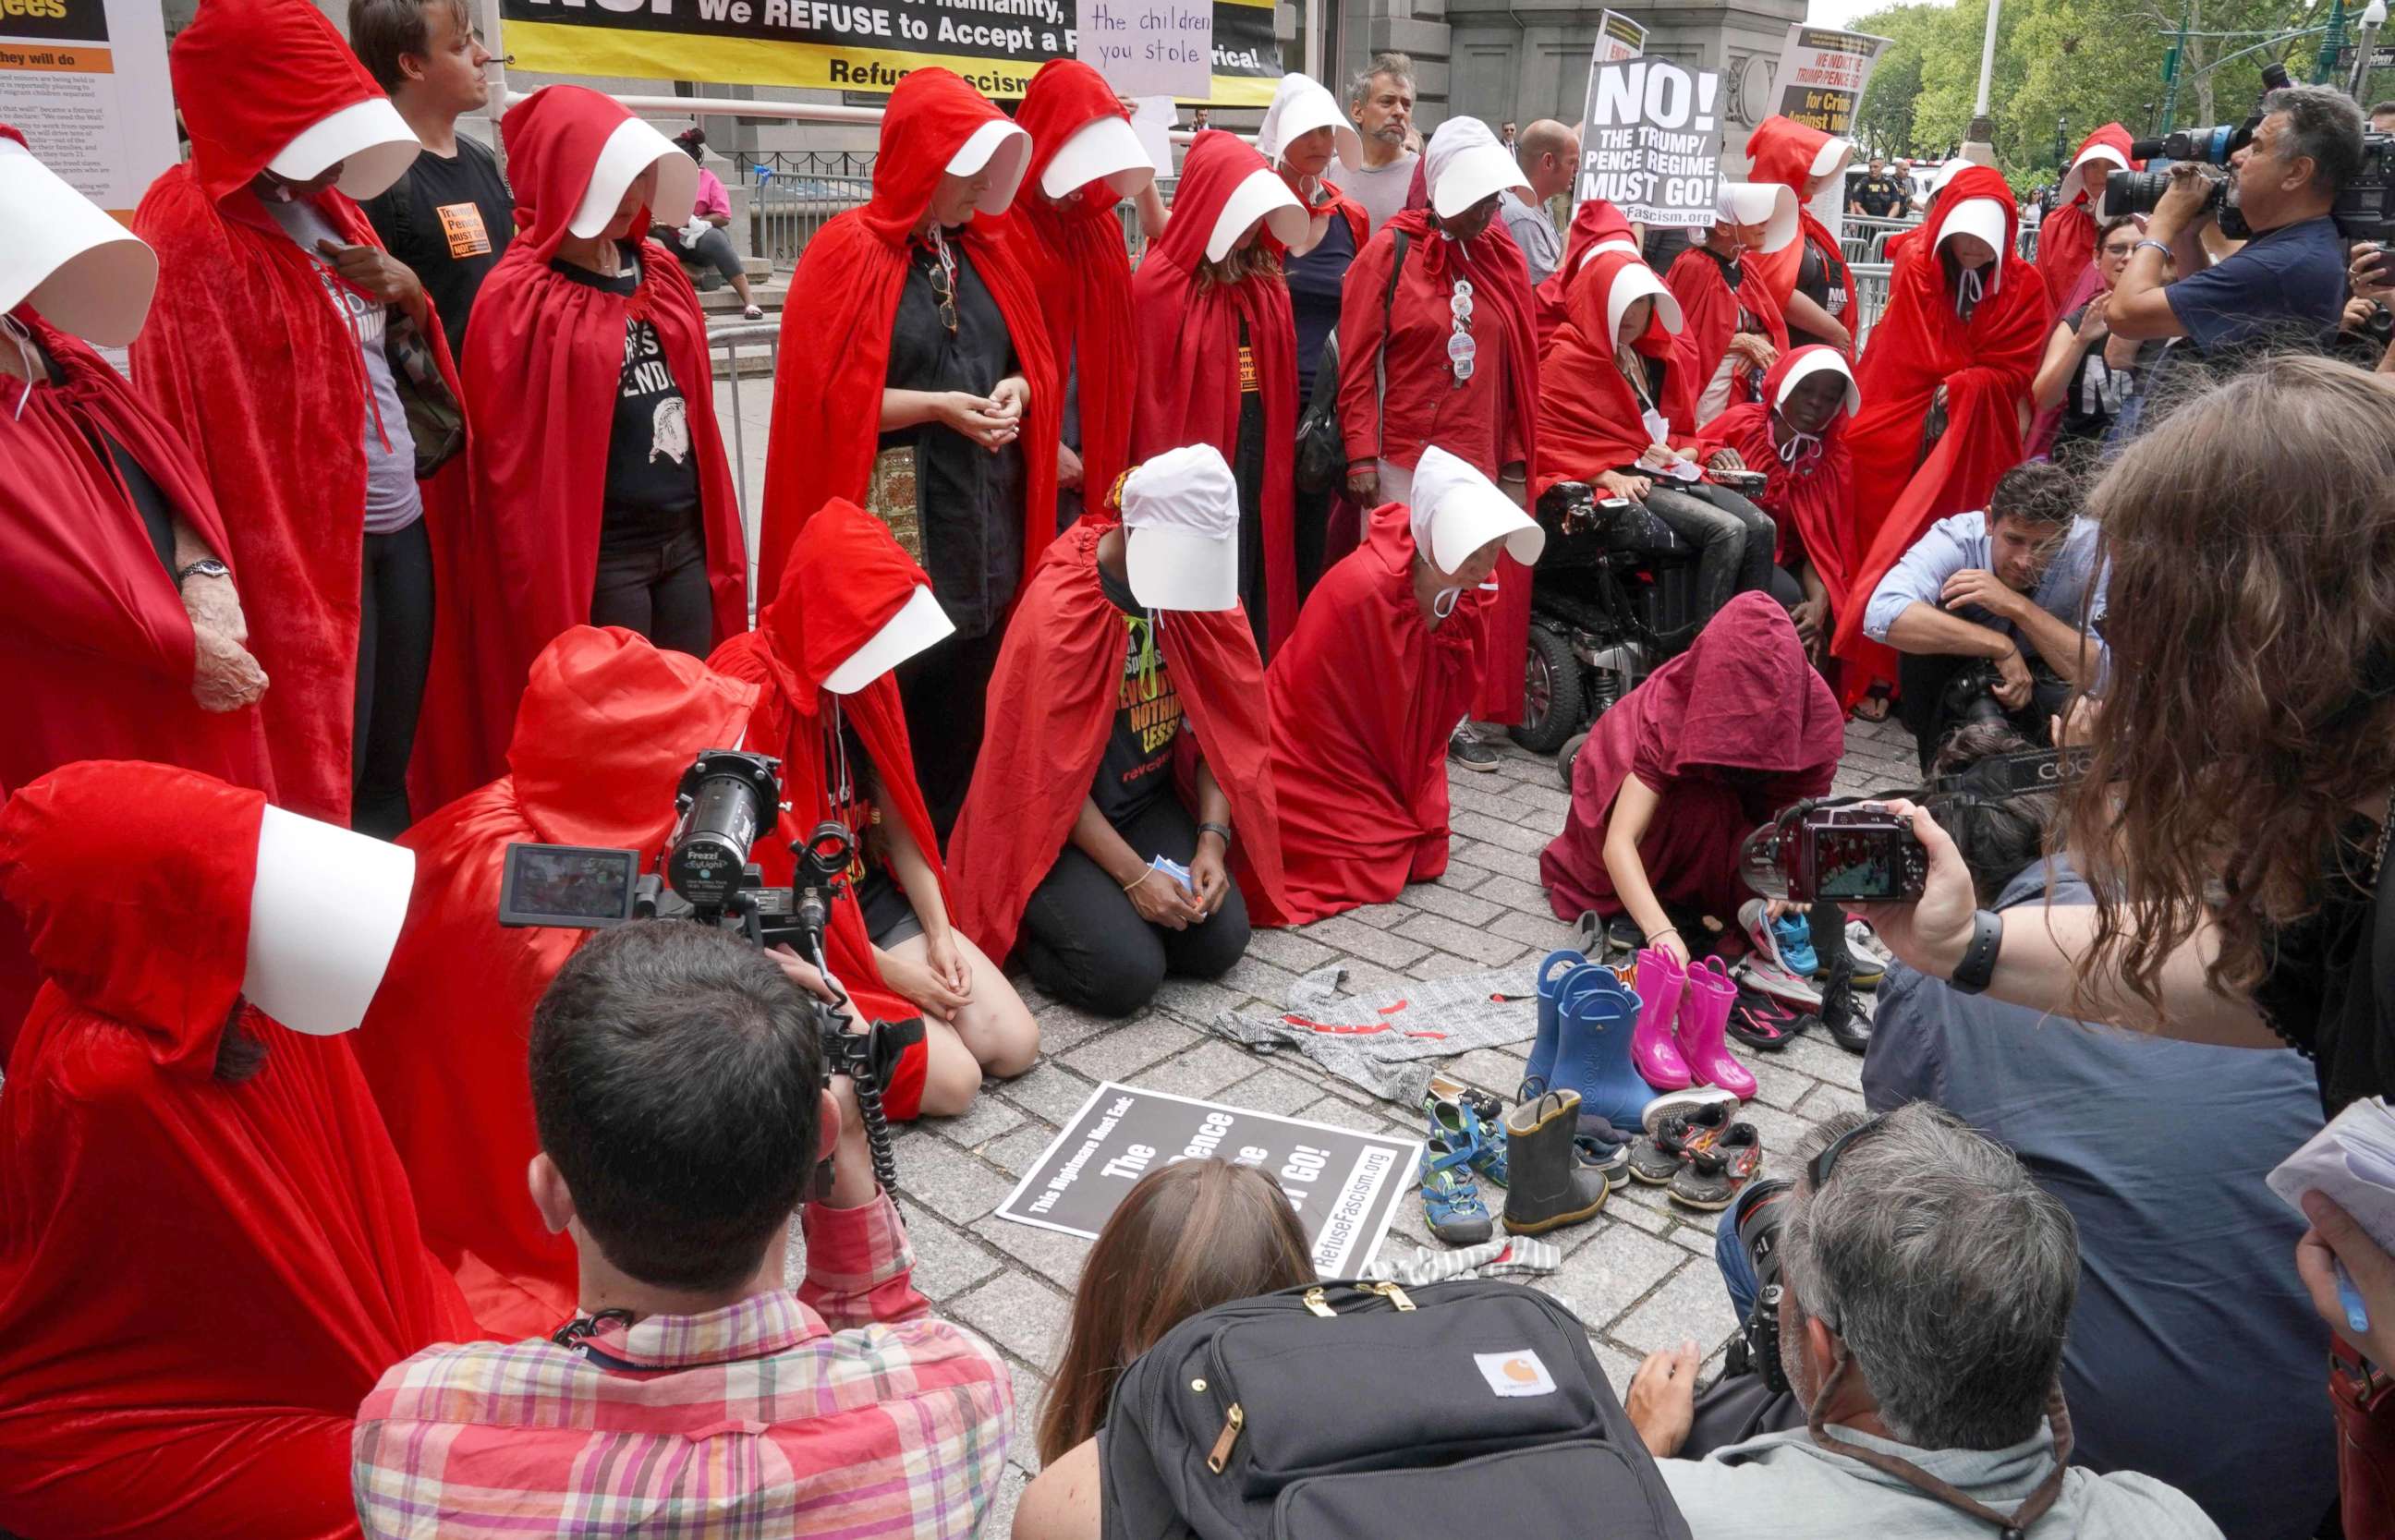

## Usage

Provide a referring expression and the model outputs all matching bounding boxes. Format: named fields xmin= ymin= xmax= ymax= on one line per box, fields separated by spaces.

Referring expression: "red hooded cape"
xmin=1536 ymin=249 xmax=1684 ymax=496
xmin=1693 ymin=345 xmax=1858 ymax=605
xmin=350 ymin=627 xmax=758 ymax=1339
xmin=946 ymin=516 xmax=1287 ymax=960
xmin=456 ymin=85 xmax=748 ymax=765
xmin=1539 ymin=594 xmax=1843 ymax=921
xmin=1833 ymin=167 xmax=2049 ymax=703
xmin=1255 ymin=502 xmax=1489 ymax=927
xmin=0 ymin=308 xmax=275 ymax=1057
xmin=709 ymin=499 xmax=948 ymax=1051
xmin=1003 ymin=61 xmax=1142 ymax=509
xmin=0 ymin=761 xmax=480 ymax=1540
xmin=1662 ymin=243 xmax=1789 ymax=433
xmin=130 ymin=0 xmax=480 ymax=825
xmin=1534 ymin=197 xmax=1636 ymax=353
xmin=2036 ymin=124 xmax=2138 ymax=310
xmin=1130 ymin=131 xmax=1302 ymax=651
xmin=1745 ymin=115 xmax=1857 ymax=346
xmin=760 ymin=68 xmax=1061 ymax=609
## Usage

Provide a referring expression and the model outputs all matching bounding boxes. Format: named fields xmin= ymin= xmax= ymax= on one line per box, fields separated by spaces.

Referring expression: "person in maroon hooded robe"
xmin=458 ymin=85 xmax=747 ymax=758
xmin=0 ymin=127 xmax=274 ymax=1055
xmin=0 ymin=761 xmax=480 ymax=1540
xmin=1539 ymin=594 xmax=1843 ymax=959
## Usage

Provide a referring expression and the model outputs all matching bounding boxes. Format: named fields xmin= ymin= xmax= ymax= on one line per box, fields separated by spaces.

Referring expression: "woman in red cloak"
xmin=0 ymin=761 xmax=480 ymax=1540
xmin=947 ymin=446 xmax=1286 ymax=1017
xmin=1662 ymin=180 xmax=1795 ymax=433
xmin=1538 ymin=248 xmax=1777 ymax=629
xmin=1256 ymin=449 xmax=1544 ymax=927
xmin=761 ymin=67 xmax=1059 ymax=840
xmin=1005 ymin=61 xmax=1155 ymax=530
xmin=1694 ymin=345 xmax=1862 ymax=667
xmin=1131 ymin=130 xmax=1309 ymax=660
xmin=1833 ymin=166 xmax=2049 ymax=708
xmin=131 ymin=0 xmax=481 ymax=833
xmin=2036 ymin=124 xmax=2139 ymax=312
xmin=0 ymin=127 xmax=274 ymax=1054
xmin=351 ymin=626 xmax=761 ymax=1337
xmin=1744 ymin=115 xmax=1859 ymax=354
xmin=1533 ymin=196 xmax=1640 ymax=352
xmin=1538 ymin=593 xmax=1843 ymax=946
xmin=1339 ymin=115 xmax=1542 ymax=739
xmin=456 ymin=86 xmax=746 ymax=760
xmin=711 ymin=499 xmax=1039 ymax=1113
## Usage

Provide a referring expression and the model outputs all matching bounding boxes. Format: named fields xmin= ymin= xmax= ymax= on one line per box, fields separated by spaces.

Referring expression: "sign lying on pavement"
xmin=996 ymin=1082 xmax=1417 ymax=1277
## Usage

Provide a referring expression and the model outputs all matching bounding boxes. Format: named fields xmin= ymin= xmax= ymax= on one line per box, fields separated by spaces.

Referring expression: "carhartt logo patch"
xmin=1473 ymin=1349 xmax=1556 ymax=1397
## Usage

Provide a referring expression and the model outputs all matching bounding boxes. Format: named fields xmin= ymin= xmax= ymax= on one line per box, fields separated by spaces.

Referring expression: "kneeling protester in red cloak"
xmin=0 ymin=761 xmax=479 ymax=1540
xmin=1258 ymin=448 xmax=1545 ymax=927
xmin=458 ymin=84 xmax=748 ymax=758
xmin=711 ymin=499 xmax=1039 ymax=1116
xmin=948 ymin=446 xmax=1286 ymax=1018
xmin=350 ymin=626 xmax=760 ymax=1338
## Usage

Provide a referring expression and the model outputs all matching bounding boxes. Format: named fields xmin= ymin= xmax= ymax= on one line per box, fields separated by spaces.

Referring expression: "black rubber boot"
xmin=1502 ymin=1089 xmax=1611 ymax=1234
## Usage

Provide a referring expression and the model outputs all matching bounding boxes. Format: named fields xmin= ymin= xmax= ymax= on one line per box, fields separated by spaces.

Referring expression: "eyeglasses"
xmin=1805 ymin=1112 xmax=1890 ymax=1192
xmin=923 ymin=230 xmax=959 ymax=334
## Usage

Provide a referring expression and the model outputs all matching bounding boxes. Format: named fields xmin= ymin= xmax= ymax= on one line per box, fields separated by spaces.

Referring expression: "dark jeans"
xmin=1020 ymin=794 xmax=1252 ymax=1017
xmin=1642 ymin=482 xmax=1775 ymax=625
xmin=1896 ymin=648 xmax=2070 ymax=772
xmin=895 ymin=621 xmax=1007 ymax=848
xmin=655 ymin=223 xmax=744 ymax=288
xmin=591 ymin=524 xmax=715 ymax=658
xmin=354 ymin=519 xmax=434 ymax=840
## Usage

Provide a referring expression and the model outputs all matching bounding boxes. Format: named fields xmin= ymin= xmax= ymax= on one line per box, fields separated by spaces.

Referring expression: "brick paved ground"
xmin=821 ymin=712 xmax=1925 ymax=1535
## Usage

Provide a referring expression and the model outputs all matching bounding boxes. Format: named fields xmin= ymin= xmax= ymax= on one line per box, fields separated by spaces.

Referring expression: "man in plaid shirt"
xmin=353 ymin=921 xmax=1013 ymax=1537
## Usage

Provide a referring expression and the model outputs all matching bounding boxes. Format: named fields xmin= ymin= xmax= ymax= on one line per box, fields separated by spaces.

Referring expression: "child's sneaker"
xmin=1740 ymin=898 xmax=1818 ymax=977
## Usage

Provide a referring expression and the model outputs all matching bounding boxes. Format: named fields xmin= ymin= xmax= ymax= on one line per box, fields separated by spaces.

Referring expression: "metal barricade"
xmin=1848 ymin=261 xmax=1893 ymax=344
xmin=745 ymin=170 xmax=872 ymax=265
xmin=706 ymin=319 xmax=782 ymax=556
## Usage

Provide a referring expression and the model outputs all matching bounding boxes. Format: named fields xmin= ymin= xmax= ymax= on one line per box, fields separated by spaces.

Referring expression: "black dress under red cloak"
xmin=457 ymin=84 xmax=748 ymax=765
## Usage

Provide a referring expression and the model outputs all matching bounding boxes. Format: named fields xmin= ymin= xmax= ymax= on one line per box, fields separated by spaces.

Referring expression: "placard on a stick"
xmin=1078 ymin=0 xmax=1213 ymax=101
xmin=1594 ymin=7 xmax=1646 ymax=65
xmin=996 ymin=1082 xmax=1418 ymax=1277
xmin=1575 ymin=57 xmax=1722 ymax=229
xmin=1768 ymin=24 xmax=1890 ymax=139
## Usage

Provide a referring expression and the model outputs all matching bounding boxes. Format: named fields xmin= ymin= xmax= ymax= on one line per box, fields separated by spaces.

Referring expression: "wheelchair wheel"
xmin=1508 ymin=624 xmax=1585 ymax=756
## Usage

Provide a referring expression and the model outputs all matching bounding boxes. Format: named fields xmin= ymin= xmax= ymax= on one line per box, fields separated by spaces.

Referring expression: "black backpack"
xmin=1097 ymin=1278 xmax=1691 ymax=1540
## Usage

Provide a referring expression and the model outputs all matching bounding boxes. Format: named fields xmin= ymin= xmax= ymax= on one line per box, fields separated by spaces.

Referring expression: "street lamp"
xmin=2351 ymin=0 xmax=2390 ymax=96
xmin=1964 ymin=0 xmax=2003 ymax=163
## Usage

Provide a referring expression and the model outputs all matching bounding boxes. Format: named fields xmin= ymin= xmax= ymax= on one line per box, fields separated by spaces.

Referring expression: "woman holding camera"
xmin=1858 ymin=355 xmax=2395 ymax=1520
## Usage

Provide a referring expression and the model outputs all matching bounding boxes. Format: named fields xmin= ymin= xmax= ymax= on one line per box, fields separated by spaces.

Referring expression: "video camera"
xmin=497 ymin=749 xmax=902 ymax=1199
xmin=1738 ymin=745 xmax=2087 ymax=903
xmin=2108 ymin=64 xmax=2395 ymax=241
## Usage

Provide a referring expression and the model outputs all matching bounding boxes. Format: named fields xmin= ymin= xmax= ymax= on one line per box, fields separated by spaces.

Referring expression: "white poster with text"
xmin=1078 ymin=0 xmax=1212 ymax=101
xmin=0 ymin=0 xmax=176 ymax=218
xmin=1575 ymin=57 xmax=1721 ymax=229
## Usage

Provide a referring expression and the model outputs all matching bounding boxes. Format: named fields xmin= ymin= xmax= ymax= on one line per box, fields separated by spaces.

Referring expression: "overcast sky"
xmin=1805 ymin=0 xmax=1927 ymax=32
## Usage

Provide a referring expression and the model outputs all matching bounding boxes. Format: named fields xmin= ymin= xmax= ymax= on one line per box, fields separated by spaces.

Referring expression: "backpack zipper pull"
xmin=1303 ymin=1287 xmax=1335 ymax=1318
xmin=1365 ymin=1281 xmax=1417 ymax=1312
xmin=1206 ymin=1403 xmax=1245 ymax=1473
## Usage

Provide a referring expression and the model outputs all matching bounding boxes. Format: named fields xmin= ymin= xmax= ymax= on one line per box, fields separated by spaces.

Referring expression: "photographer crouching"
xmin=1854 ymin=355 xmax=2395 ymax=1528
xmin=353 ymin=920 xmax=1014 ymax=1536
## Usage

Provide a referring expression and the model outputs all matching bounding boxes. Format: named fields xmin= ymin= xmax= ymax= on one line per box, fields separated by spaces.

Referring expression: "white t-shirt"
xmin=1339 ymin=152 xmax=1419 ymax=237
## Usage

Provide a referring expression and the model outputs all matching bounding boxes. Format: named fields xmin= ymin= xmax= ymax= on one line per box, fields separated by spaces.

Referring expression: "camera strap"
xmin=1805 ymin=1353 xmax=2073 ymax=1539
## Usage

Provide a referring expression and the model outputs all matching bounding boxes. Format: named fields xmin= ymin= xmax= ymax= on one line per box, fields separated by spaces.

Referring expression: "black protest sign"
xmin=1574 ymin=57 xmax=1722 ymax=228
xmin=996 ymin=1082 xmax=1418 ymax=1277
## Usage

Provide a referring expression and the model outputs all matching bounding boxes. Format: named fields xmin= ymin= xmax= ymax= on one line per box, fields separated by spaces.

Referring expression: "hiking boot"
xmin=1448 ymin=725 xmax=1502 ymax=771
xmin=1501 ymin=1089 xmax=1610 ymax=1234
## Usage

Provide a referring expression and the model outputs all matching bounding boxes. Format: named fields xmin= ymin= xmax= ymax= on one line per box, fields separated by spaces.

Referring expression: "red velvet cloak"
xmin=1833 ymin=167 xmax=2049 ymax=703
xmin=2036 ymin=125 xmax=2138 ymax=310
xmin=0 ymin=761 xmax=479 ymax=1540
xmin=130 ymin=0 xmax=480 ymax=825
xmin=1745 ymin=115 xmax=1856 ymax=346
xmin=457 ymin=85 xmax=748 ymax=765
xmin=350 ymin=627 xmax=758 ymax=1339
xmin=0 ymin=309 xmax=275 ymax=1057
xmin=1539 ymin=593 xmax=1842 ymax=922
xmin=708 ymin=499 xmax=948 ymax=1050
xmin=1693 ymin=345 xmax=1857 ymax=604
xmin=1535 ymin=249 xmax=1684 ymax=496
xmin=1534 ymin=197 xmax=1636 ymax=353
xmin=1255 ymin=503 xmax=1488 ymax=927
xmin=1130 ymin=130 xmax=1302 ymax=651
xmin=1004 ymin=61 xmax=1142 ymax=509
xmin=1662 ymin=244 xmax=1790 ymax=434
xmin=760 ymin=68 xmax=1061 ymax=608
xmin=947 ymin=516 xmax=1287 ymax=960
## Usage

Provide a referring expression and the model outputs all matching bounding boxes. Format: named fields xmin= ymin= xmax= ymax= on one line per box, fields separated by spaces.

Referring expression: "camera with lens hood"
xmin=2108 ymin=66 xmax=2395 ymax=242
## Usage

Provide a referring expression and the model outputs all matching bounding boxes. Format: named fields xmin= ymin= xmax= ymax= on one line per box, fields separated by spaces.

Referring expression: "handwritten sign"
xmin=1575 ymin=57 xmax=1722 ymax=228
xmin=1077 ymin=0 xmax=1212 ymax=101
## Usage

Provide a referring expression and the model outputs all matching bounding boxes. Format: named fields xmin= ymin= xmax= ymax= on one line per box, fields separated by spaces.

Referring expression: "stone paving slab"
xmin=802 ymin=713 xmax=1920 ymax=1517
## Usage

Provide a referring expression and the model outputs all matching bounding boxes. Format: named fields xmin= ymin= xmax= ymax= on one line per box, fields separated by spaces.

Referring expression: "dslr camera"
xmin=497 ymin=749 xmax=904 ymax=1197
xmin=2108 ymin=65 xmax=2395 ymax=242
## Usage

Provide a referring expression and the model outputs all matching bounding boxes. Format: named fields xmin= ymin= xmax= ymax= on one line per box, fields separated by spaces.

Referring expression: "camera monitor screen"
xmin=1812 ymin=831 xmax=1898 ymax=903
xmin=499 ymin=843 xmax=641 ymax=928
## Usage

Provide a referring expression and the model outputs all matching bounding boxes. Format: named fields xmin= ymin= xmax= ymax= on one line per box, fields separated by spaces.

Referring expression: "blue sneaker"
xmin=1417 ymin=1138 xmax=1495 ymax=1246
xmin=1741 ymin=898 xmax=1819 ymax=977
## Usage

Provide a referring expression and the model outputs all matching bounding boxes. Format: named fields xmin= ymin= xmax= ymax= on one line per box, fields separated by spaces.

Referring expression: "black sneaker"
xmin=1448 ymin=727 xmax=1502 ymax=772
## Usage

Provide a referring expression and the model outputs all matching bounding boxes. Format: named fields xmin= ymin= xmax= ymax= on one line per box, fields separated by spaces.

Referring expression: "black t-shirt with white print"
xmin=549 ymin=245 xmax=703 ymax=552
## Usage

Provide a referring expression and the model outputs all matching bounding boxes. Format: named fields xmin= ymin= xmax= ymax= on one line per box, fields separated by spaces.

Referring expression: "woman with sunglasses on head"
xmin=761 ymin=68 xmax=1059 ymax=842
xmin=2030 ymin=217 xmax=2162 ymax=470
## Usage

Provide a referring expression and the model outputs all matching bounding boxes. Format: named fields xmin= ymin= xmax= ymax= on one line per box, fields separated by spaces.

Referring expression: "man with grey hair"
xmin=1341 ymin=53 xmax=1418 ymax=236
xmin=1500 ymin=119 xmax=1576 ymax=285
xmin=1623 ymin=1105 xmax=2224 ymax=1539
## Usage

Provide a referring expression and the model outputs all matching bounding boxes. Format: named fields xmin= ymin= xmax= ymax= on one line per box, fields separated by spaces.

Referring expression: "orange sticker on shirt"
xmin=437 ymin=202 xmax=492 ymax=259
xmin=1238 ymin=346 xmax=1258 ymax=394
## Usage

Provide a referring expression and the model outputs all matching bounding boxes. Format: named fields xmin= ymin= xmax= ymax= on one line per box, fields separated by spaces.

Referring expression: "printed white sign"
xmin=1575 ymin=57 xmax=1722 ymax=229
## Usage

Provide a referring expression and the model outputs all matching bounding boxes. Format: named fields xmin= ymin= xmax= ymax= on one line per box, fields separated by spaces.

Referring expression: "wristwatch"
xmin=1950 ymin=908 xmax=2005 ymax=995
xmin=1198 ymin=821 xmax=1234 ymax=852
xmin=175 ymin=557 xmax=231 ymax=588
